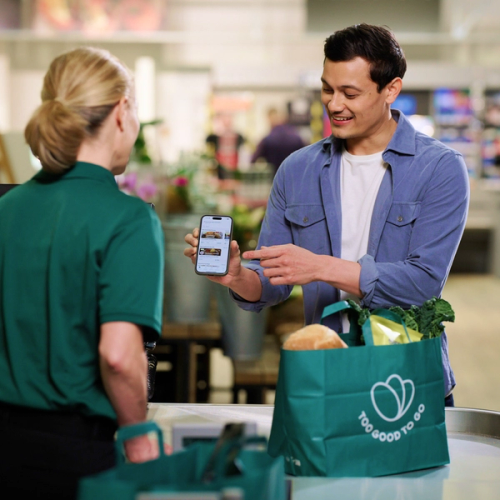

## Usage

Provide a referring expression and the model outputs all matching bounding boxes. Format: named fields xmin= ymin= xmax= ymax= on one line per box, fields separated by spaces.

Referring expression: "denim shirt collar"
xmin=385 ymin=109 xmax=416 ymax=156
xmin=321 ymin=109 xmax=416 ymax=158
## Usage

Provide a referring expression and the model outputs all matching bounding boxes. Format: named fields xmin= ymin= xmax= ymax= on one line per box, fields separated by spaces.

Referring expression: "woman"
xmin=0 ymin=47 xmax=164 ymax=499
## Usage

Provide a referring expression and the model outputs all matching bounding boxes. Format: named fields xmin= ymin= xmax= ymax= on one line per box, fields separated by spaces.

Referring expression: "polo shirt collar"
xmin=34 ymin=161 xmax=118 ymax=188
xmin=321 ymin=109 xmax=416 ymax=157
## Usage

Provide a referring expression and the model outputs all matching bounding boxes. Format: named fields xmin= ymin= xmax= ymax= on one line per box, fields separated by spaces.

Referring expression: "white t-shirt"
xmin=338 ymin=147 xmax=388 ymax=332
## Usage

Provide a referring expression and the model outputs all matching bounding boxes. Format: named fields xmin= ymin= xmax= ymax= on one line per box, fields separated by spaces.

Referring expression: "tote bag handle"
xmin=115 ymin=421 xmax=166 ymax=465
xmin=320 ymin=300 xmax=361 ymax=346
xmin=362 ymin=308 xmax=412 ymax=346
xmin=202 ymin=434 xmax=268 ymax=483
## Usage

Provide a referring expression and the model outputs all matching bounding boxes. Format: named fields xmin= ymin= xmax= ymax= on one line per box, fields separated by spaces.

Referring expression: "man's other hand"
xmin=243 ymin=244 xmax=321 ymax=286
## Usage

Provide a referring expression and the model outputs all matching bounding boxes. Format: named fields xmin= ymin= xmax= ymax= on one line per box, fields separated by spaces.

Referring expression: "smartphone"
xmin=195 ymin=215 xmax=233 ymax=276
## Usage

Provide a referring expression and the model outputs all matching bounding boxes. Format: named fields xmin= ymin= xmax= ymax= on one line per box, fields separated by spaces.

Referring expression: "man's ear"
xmin=385 ymin=77 xmax=403 ymax=105
xmin=114 ymin=97 xmax=128 ymax=132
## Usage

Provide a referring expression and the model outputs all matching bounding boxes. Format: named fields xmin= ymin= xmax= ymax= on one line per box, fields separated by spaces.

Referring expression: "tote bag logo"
xmin=358 ymin=374 xmax=425 ymax=443
xmin=370 ymin=374 xmax=415 ymax=422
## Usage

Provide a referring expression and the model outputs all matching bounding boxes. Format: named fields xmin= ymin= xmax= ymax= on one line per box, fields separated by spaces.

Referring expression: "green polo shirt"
xmin=0 ymin=162 xmax=164 ymax=420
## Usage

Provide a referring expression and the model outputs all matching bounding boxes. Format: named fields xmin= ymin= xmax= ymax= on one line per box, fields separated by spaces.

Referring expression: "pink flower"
xmin=136 ymin=182 xmax=158 ymax=201
xmin=117 ymin=172 xmax=137 ymax=191
xmin=172 ymin=176 xmax=189 ymax=187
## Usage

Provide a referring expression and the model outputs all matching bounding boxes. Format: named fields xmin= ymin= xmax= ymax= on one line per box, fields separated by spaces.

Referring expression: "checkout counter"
xmin=462 ymin=182 xmax=500 ymax=275
xmin=147 ymin=403 xmax=500 ymax=500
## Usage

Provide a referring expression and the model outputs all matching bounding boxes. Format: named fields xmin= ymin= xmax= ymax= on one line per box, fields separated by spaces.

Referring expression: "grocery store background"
xmin=1 ymin=0 xmax=500 ymax=412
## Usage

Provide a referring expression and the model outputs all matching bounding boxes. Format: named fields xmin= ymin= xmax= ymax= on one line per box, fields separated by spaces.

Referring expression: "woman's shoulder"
xmin=107 ymin=189 xmax=159 ymax=223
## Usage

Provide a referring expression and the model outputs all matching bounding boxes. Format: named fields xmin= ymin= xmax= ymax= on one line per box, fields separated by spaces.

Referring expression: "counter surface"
xmin=147 ymin=404 xmax=500 ymax=500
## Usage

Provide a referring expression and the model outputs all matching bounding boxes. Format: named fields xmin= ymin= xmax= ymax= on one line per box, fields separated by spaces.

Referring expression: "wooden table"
xmin=232 ymin=335 xmax=281 ymax=404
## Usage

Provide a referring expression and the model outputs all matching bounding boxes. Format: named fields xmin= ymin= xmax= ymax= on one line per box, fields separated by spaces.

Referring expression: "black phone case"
xmin=195 ymin=215 xmax=233 ymax=276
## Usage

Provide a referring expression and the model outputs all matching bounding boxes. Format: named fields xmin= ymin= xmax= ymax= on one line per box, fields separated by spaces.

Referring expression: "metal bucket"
xmin=163 ymin=215 xmax=212 ymax=323
xmin=214 ymin=283 xmax=268 ymax=360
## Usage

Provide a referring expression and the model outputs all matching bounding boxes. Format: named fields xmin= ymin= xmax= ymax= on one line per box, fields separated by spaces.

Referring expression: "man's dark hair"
xmin=324 ymin=24 xmax=406 ymax=92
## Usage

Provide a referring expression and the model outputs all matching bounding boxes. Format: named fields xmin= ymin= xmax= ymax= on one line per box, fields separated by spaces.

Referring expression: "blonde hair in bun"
xmin=24 ymin=47 xmax=134 ymax=174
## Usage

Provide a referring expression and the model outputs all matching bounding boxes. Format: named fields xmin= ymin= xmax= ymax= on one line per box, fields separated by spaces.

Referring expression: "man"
xmin=206 ymin=112 xmax=245 ymax=178
xmin=185 ymin=24 xmax=469 ymax=406
xmin=251 ymin=107 xmax=306 ymax=175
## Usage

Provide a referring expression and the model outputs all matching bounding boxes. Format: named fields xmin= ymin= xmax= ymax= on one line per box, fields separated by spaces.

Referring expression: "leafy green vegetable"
xmin=347 ymin=297 xmax=455 ymax=340
xmin=346 ymin=300 xmax=371 ymax=327
xmin=415 ymin=297 xmax=455 ymax=339
xmin=389 ymin=305 xmax=420 ymax=333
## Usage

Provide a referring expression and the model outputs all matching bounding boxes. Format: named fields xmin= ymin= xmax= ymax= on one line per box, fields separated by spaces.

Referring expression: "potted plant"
xmin=162 ymin=153 xmax=218 ymax=323
xmin=214 ymin=203 xmax=268 ymax=361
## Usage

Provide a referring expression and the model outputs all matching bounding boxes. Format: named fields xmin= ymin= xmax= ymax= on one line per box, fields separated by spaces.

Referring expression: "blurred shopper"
xmin=206 ymin=112 xmax=245 ymax=178
xmin=0 ymin=47 xmax=164 ymax=499
xmin=185 ymin=24 xmax=469 ymax=407
xmin=251 ymin=107 xmax=306 ymax=175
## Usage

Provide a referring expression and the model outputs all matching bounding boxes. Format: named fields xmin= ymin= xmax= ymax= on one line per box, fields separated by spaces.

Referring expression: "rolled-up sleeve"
xmin=228 ymin=262 xmax=283 ymax=312
xmin=358 ymin=254 xmax=379 ymax=304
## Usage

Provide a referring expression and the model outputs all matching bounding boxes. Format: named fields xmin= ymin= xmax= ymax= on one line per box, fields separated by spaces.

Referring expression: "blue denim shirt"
xmin=232 ymin=110 xmax=470 ymax=395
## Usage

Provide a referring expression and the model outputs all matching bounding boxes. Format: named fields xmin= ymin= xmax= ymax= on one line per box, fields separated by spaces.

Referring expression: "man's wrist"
xmin=316 ymin=254 xmax=335 ymax=283
xmin=225 ymin=263 xmax=251 ymax=288
xmin=227 ymin=266 xmax=262 ymax=302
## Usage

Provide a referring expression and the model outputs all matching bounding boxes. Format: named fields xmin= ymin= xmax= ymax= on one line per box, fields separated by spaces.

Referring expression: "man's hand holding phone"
xmin=184 ymin=214 xmax=263 ymax=302
xmin=183 ymin=222 xmax=263 ymax=302
xmin=186 ymin=215 xmax=236 ymax=277
xmin=184 ymin=226 xmax=242 ymax=286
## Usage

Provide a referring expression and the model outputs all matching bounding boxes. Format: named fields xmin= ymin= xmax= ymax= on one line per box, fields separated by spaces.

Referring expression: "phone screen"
xmin=195 ymin=215 xmax=233 ymax=276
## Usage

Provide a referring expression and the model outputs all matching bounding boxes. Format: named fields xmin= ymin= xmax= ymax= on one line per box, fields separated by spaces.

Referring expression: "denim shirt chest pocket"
xmin=285 ymin=205 xmax=330 ymax=254
xmin=380 ymin=202 xmax=421 ymax=258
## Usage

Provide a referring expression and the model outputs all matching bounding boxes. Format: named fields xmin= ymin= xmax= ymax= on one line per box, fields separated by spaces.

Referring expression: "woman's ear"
xmin=385 ymin=77 xmax=403 ymax=105
xmin=114 ymin=97 xmax=128 ymax=132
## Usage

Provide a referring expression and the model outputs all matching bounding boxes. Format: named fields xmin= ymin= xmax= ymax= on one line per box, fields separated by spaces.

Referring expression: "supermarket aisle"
xmin=442 ymin=274 xmax=500 ymax=412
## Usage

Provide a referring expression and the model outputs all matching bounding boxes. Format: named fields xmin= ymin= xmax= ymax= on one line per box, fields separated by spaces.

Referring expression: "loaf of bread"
xmin=283 ymin=324 xmax=348 ymax=350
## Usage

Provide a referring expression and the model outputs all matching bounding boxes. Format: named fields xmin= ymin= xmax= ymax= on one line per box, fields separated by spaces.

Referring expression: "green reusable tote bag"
xmin=268 ymin=300 xmax=449 ymax=477
xmin=78 ymin=421 xmax=286 ymax=500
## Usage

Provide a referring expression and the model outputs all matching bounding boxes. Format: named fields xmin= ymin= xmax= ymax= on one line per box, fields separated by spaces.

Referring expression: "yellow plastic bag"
xmin=369 ymin=315 xmax=422 ymax=346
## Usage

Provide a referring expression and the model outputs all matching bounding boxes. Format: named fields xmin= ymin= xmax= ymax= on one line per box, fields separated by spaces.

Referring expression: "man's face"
xmin=321 ymin=57 xmax=394 ymax=147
